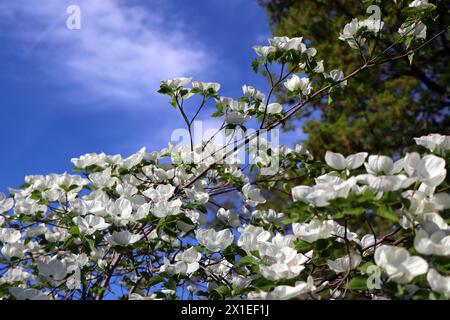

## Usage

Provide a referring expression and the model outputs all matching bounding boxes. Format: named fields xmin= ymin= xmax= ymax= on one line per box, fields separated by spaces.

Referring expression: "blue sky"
xmin=0 ymin=0 xmax=305 ymax=192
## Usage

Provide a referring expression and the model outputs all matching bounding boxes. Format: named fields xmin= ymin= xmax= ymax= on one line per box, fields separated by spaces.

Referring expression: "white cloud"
xmin=0 ymin=0 xmax=211 ymax=105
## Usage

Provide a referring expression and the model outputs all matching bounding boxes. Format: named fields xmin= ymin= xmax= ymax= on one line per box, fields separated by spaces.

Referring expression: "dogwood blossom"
xmin=292 ymin=175 xmax=357 ymax=207
xmin=410 ymin=0 xmax=428 ymax=7
xmin=327 ymin=252 xmax=362 ymax=273
xmin=242 ymin=85 xmax=266 ymax=101
xmin=195 ymin=228 xmax=234 ymax=252
xmin=161 ymin=77 xmax=192 ymax=89
xmin=427 ymin=269 xmax=450 ymax=297
xmin=259 ymin=102 xmax=283 ymax=114
xmin=238 ymin=225 xmax=271 ymax=253
xmin=339 ymin=19 xmax=366 ymax=49
xmin=192 ymin=81 xmax=221 ymax=92
xmin=398 ymin=21 xmax=427 ymax=39
xmin=73 ymin=215 xmax=110 ymax=235
xmin=217 ymin=208 xmax=240 ymax=227
xmin=0 ymin=193 xmax=14 ymax=213
xmin=106 ymin=230 xmax=142 ymax=246
xmin=325 ymin=151 xmax=368 ymax=170
xmin=326 ymin=69 xmax=348 ymax=87
xmin=252 ymin=45 xmax=276 ymax=57
xmin=283 ymin=75 xmax=312 ymax=96
xmin=339 ymin=16 xmax=384 ymax=49
xmin=414 ymin=212 xmax=450 ymax=256
xmin=259 ymin=247 xmax=312 ymax=280
xmin=9 ymin=287 xmax=50 ymax=300
xmin=374 ymin=245 xmax=428 ymax=284
xmin=292 ymin=218 xmax=336 ymax=243
xmin=161 ymin=247 xmax=202 ymax=275
xmin=414 ymin=133 xmax=450 ymax=155
xmin=0 ymin=267 xmax=30 ymax=285
xmin=248 ymin=276 xmax=316 ymax=300
xmin=242 ymin=183 xmax=266 ymax=206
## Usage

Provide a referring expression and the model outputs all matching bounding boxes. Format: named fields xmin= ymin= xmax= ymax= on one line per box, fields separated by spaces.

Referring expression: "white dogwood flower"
xmin=106 ymin=230 xmax=142 ymax=246
xmin=414 ymin=212 xmax=450 ymax=256
xmin=192 ymin=81 xmax=221 ymax=92
xmin=242 ymin=85 xmax=266 ymax=100
xmin=292 ymin=218 xmax=336 ymax=243
xmin=217 ymin=208 xmax=240 ymax=227
xmin=398 ymin=21 xmax=427 ymax=39
xmin=375 ymin=245 xmax=428 ymax=284
xmin=0 ymin=228 xmax=22 ymax=243
xmin=161 ymin=77 xmax=192 ymax=89
xmin=1 ymin=242 xmax=27 ymax=259
xmin=339 ymin=18 xmax=366 ymax=49
xmin=72 ymin=215 xmax=110 ymax=235
xmin=238 ymin=225 xmax=271 ymax=253
xmin=37 ymin=257 xmax=68 ymax=285
xmin=327 ymin=252 xmax=362 ymax=273
xmin=107 ymin=197 xmax=133 ymax=226
xmin=326 ymin=69 xmax=347 ymax=87
xmin=291 ymin=175 xmax=357 ymax=207
xmin=248 ymin=276 xmax=316 ymax=300
xmin=242 ymin=183 xmax=266 ymax=207
xmin=252 ymin=45 xmax=276 ymax=57
xmin=416 ymin=155 xmax=447 ymax=188
xmin=9 ymin=287 xmax=50 ymax=300
xmin=325 ymin=151 xmax=368 ymax=170
xmin=283 ymin=75 xmax=312 ymax=96
xmin=195 ymin=228 xmax=234 ymax=252
xmin=0 ymin=192 xmax=14 ymax=213
xmin=414 ymin=133 xmax=450 ymax=155
xmin=143 ymin=184 xmax=175 ymax=202
xmin=151 ymin=199 xmax=183 ymax=218
xmin=427 ymin=269 xmax=450 ymax=297
xmin=161 ymin=246 xmax=202 ymax=275
xmin=259 ymin=102 xmax=283 ymax=114
xmin=0 ymin=267 xmax=30 ymax=285
xmin=259 ymin=247 xmax=312 ymax=281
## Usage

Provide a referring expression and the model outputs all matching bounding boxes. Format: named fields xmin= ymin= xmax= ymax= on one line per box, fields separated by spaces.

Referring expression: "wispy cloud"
xmin=0 ymin=0 xmax=211 ymax=105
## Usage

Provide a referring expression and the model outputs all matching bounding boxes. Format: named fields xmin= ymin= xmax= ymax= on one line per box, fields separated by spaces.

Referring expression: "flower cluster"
xmin=0 ymin=131 xmax=447 ymax=300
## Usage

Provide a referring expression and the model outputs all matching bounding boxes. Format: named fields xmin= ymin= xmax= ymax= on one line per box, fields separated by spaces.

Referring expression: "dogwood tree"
xmin=0 ymin=1 xmax=449 ymax=300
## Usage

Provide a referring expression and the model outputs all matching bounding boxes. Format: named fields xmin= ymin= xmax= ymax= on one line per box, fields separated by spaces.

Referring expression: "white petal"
xmin=325 ymin=151 xmax=347 ymax=170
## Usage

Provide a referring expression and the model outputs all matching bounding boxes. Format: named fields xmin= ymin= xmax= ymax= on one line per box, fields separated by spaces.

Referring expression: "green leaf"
xmin=213 ymin=285 xmax=231 ymax=297
xmin=401 ymin=3 xmax=437 ymax=20
xmin=432 ymin=256 xmax=450 ymax=274
xmin=147 ymin=275 xmax=165 ymax=287
xmin=294 ymin=239 xmax=314 ymax=252
xmin=69 ymin=225 xmax=80 ymax=236
xmin=252 ymin=60 xmax=261 ymax=73
xmin=377 ymin=205 xmax=399 ymax=222
xmin=315 ymin=238 xmax=332 ymax=252
xmin=211 ymin=110 xmax=224 ymax=118
xmin=223 ymin=245 xmax=237 ymax=263
xmin=190 ymin=87 xmax=202 ymax=94
xmin=86 ymin=238 xmax=96 ymax=251
xmin=237 ymin=255 xmax=257 ymax=267
xmin=157 ymin=85 xmax=173 ymax=95
xmin=345 ymin=207 xmax=366 ymax=215
xmin=30 ymin=190 xmax=42 ymax=200
xmin=347 ymin=276 xmax=368 ymax=291
xmin=251 ymin=277 xmax=275 ymax=291
xmin=360 ymin=261 xmax=375 ymax=274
